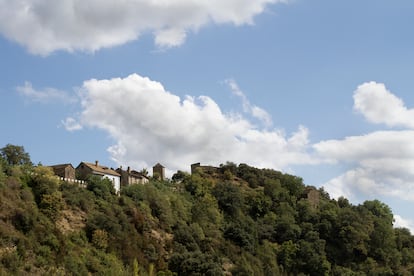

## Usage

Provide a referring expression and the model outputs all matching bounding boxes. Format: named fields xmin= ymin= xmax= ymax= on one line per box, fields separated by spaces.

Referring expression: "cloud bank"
xmin=0 ymin=0 xmax=284 ymax=55
xmin=26 ymin=75 xmax=414 ymax=210
xmin=315 ymin=82 xmax=414 ymax=203
xmin=21 ymin=76 xmax=414 ymax=231
xmin=63 ymin=77 xmax=414 ymax=206
xmin=70 ymin=73 xmax=313 ymax=173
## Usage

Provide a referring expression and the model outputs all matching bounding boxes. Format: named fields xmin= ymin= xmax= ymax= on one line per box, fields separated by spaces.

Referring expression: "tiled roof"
xmin=49 ymin=163 xmax=74 ymax=169
xmin=81 ymin=162 xmax=120 ymax=177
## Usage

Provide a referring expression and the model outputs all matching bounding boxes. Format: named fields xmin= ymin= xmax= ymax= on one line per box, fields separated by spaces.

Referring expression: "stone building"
xmin=190 ymin=162 xmax=219 ymax=175
xmin=49 ymin=163 xmax=76 ymax=180
xmin=76 ymin=161 xmax=121 ymax=194
xmin=152 ymin=163 xmax=165 ymax=180
xmin=304 ymin=187 xmax=320 ymax=209
xmin=116 ymin=166 xmax=149 ymax=186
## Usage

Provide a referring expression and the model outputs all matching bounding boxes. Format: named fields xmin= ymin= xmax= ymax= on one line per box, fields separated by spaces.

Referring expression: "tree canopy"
xmin=0 ymin=144 xmax=32 ymax=166
xmin=0 ymin=144 xmax=413 ymax=275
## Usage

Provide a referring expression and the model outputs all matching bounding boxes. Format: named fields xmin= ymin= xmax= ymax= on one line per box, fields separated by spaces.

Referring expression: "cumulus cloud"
xmin=226 ymin=79 xmax=273 ymax=127
xmin=315 ymin=131 xmax=414 ymax=202
xmin=354 ymin=81 xmax=414 ymax=128
xmin=73 ymin=73 xmax=313 ymax=173
xmin=0 ymin=0 xmax=284 ymax=55
xmin=16 ymin=81 xmax=76 ymax=103
xmin=315 ymin=83 xmax=414 ymax=203
xmin=394 ymin=215 xmax=414 ymax=233
xmin=314 ymin=131 xmax=414 ymax=163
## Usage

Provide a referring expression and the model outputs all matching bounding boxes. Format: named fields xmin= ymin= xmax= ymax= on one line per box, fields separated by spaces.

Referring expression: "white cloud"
xmin=16 ymin=81 xmax=76 ymax=103
xmin=315 ymin=83 xmax=414 ymax=203
xmin=226 ymin=79 xmax=273 ymax=127
xmin=314 ymin=131 xmax=414 ymax=163
xmin=74 ymin=73 xmax=313 ymax=173
xmin=0 ymin=0 xmax=285 ymax=55
xmin=61 ymin=117 xmax=82 ymax=132
xmin=316 ymin=130 xmax=414 ymax=202
xmin=394 ymin=215 xmax=414 ymax=233
xmin=354 ymin=81 xmax=414 ymax=128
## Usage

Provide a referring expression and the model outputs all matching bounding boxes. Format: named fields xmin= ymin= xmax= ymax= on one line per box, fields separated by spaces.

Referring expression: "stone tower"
xmin=152 ymin=163 xmax=165 ymax=180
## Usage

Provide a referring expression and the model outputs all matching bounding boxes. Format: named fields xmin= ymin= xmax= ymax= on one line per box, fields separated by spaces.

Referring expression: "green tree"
xmin=213 ymin=182 xmax=244 ymax=217
xmin=296 ymin=231 xmax=331 ymax=275
xmin=246 ymin=190 xmax=271 ymax=219
xmin=0 ymin=144 xmax=32 ymax=166
xmin=184 ymin=174 xmax=212 ymax=198
xmin=278 ymin=240 xmax=299 ymax=273
xmin=172 ymin=170 xmax=189 ymax=183
xmin=169 ymin=251 xmax=222 ymax=275
xmin=256 ymin=240 xmax=280 ymax=275
xmin=191 ymin=194 xmax=223 ymax=239
xmin=335 ymin=206 xmax=373 ymax=265
xmin=220 ymin=161 xmax=238 ymax=175
xmin=273 ymin=202 xmax=301 ymax=243
xmin=363 ymin=200 xmax=400 ymax=269
xmin=39 ymin=191 xmax=65 ymax=221
xmin=0 ymin=159 xmax=6 ymax=185
xmin=28 ymin=166 xmax=60 ymax=204
xmin=224 ymin=220 xmax=256 ymax=251
xmin=87 ymin=175 xmax=116 ymax=198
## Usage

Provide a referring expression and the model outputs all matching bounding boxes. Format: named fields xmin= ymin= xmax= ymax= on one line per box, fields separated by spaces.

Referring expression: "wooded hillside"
xmin=1 ymin=145 xmax=413 ymax=275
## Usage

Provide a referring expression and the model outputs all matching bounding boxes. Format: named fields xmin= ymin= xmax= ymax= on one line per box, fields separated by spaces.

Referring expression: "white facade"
xmin=102 ymin=173 xmax=121 ymax=194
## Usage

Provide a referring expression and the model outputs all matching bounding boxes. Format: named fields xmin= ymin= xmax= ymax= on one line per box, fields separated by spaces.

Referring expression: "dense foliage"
xmin=1 ymin=146 xmax=414 ymax=275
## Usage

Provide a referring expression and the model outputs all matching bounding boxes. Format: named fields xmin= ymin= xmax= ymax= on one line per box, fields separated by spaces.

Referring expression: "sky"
xmin=1 ymin=0 xmax=414 ymax=231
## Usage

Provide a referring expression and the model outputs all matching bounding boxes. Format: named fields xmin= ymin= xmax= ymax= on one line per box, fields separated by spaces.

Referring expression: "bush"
xmin=40 ymin=191 xmax=65 ymax=221
xmin=92 ymin=229 xmax=109 ymax=250
xmin=87 ymin=175 xmax=115 ymax=198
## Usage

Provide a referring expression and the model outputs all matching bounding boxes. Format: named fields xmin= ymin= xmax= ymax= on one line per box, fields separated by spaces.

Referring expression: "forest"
xmin=1 ymin=144 xmax=414 ymax=275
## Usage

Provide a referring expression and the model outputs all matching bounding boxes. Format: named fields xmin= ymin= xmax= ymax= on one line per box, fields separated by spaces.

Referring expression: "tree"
xmin=213 ymin=182 xmax=244 ymax=217
xmin=87 ymin=175 xmax=116 ymax=198
xmin=169 ymin=251 xmax=222 ymax=275
xmin=172 ymin=170 xmax=189 ymax=183
xmin=29 ymin=166 xmax=60 ymax=204
xmin=278 ymin=240 xmax=299 ymax=273
xmin=39 ymin=191 xmax=65 ymax=221
xmin=0 ymin=144 xmax=32 ymax=166
xmin=362 ymin=200 xmax=400 ymax=268
xmin=140 ymin=168 xmax=148 ymax=177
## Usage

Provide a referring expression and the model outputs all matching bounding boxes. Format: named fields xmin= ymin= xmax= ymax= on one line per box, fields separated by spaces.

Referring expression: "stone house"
xmin=49 ymin=163 xmax=76 ymax=180
xmin=76 ymin=161 xmax=121 ymax=194
xmin=116 ymin=166 xmax=149 ymax=187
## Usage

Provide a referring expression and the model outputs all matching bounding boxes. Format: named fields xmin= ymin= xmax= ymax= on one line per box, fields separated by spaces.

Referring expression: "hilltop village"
xmin=48 ymin=161 xmax=226 ymax=195
xmin=49 ymin=161 xmax=168 ymax=194
xmin=48 ymin=160 xmax=321 ymax=208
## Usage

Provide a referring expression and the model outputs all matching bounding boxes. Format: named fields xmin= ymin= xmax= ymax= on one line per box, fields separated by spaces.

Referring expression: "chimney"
xmin=95 ymin=160 xmax=99 ymax=166
xmin=127 ymin=166 xmax=131 ymax=173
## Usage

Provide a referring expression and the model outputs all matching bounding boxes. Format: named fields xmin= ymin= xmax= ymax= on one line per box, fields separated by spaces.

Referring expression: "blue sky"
xmin=1 ymin=0 xmax=414 ymax=230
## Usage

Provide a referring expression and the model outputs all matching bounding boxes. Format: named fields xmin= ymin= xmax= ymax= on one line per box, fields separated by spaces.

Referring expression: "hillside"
xmin=1 ymin=150 xmax=414 ymax=275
